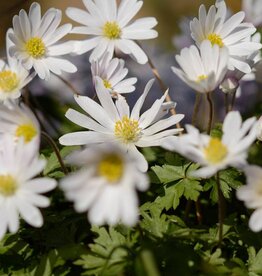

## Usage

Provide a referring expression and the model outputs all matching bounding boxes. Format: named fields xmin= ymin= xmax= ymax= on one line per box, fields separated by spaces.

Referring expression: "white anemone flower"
xmin=60 ymin=143 xmax=149 ymax=226
xmin=91 ymin=53 xmax=137 ymax=95
xmin=0 ymin=136 xmax=56 ymax=239
xmin=66 ymin=0 xmax=158 ymax=64
xmin=237 ymin=165 xmax=262 ymax=232
xmin=172 ymin=40 xmax=229 ymax=93
xmin=190 ymin=0 xmax=262 ymax=73
xmin=59 ymin=78 xmax=184 ymax=172
xmin=242 ymin=0 xmax=262 ymax=27
xmin=0 ymin=102 xmax=40 ymax=147
xmin=257 ymin=116 xmax=262 ymax=141
xmin=162 ymin=111 xmax=258 ymax=178
xmin=8 ymin=2 xmax=77 ymax=80
xmin=0 ymin=29 xmax=35 ymax=103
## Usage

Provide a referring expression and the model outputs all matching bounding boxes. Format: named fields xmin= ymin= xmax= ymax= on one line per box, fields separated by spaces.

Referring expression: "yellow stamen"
xmin=197 ymin=74 xmax=208 ymax=82
xmin=0 ymin=70 xmax=19 ymax=92
xmin=0 ymin=175 xmax=17 ymax=196
xmin=103 ymin=79 xmax=112 ymax=89
xmin=25 ymin=37 xmax=46 ymax=58
xmin=103 ymin=21 xmax=122 ymax=40
xmin=204 ymin=138 xmax=228 ymax=164
xmin=15 ymin=123 xmax=37 ymax=143
xmin=98 ymin=154 xmax=124 ymax=183
xmin=207 ymin=33 xmax=224 ymax=48
xmin=114 ymin=115 xmax=141 ymax=143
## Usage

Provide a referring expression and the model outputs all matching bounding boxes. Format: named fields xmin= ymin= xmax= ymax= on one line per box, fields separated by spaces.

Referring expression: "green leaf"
xmin=43 ymin=146 xmax=79 ymax=175
xmin=248 ymin=247 xmax=262 ymax=274
xmin=75 ymin=226 xmax=137 ymax=276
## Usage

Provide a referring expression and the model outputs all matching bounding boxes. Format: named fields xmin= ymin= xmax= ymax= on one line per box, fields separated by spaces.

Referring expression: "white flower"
xmin=0 ymin=102 xmax=40 ymax=147
xmin=8 ymin=2 xmax=77 ymax=80
xmin=66 ymin=0 xmax=158 ymax=64
xmin=236 ymin=165 xmax=262 ymax=232
xmin=0 ymin=30 xmax=35 ymax=103
xmin=60 ymin=143 xmax=148 ymax=226
xmin=242 ymin=0 xmax=262 ymax=27
xmin=0 ymin=137 xmax=56 ymax=239
xmin=190 ymin=0 xmax=262 ymax=73
xmin=172 ymin=40 xmax=229 ymax=93
xmin=91 ymin=53 xmax=137 ymax=95
xmin=59 ymin=78 xmax=184 ymax=172
xmin=257 ymin=116 xmax=262 ymax=141
xmin=162 ymin=111 xmax=258 ymax=178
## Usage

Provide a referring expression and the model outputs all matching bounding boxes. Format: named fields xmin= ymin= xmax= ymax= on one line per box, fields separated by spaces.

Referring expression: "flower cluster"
xmin=0 ymin=0 xmax=261 ymax=249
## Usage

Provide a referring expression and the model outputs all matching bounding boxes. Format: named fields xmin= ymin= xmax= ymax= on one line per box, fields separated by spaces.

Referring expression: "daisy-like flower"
xmin=91 ymin=53 xmax=137 ymax=95
xmin=66 ymin=0 xmax=158 ymax=64
xmin=8 ymin=2 xmax=77 ymax=80
xmin=0 ymin=103 xmax=40 ymax=147
xmin=60 ymin=143 xmax=148 ymax=226
xmin=257 ymin=116 xmax=262 ymax=141
xmin=162 ymin=111 xmax=258 ymax=178
xmin=242 ymin=0 xmax=262 ymax=27
xmin=190 ymin=0 xmax=262 ymax=73
xmin=172 ymin=40 xmax=229 ymax=93
xmin=59 ymin=78 xmax=184 ymax=172
xmin=0 ymin=30 xmax=35 ymax=103
xmin=236 ymin=165 xmax=262 ymax=232
xmin=0 ymin=136 xmax=56 ymax=239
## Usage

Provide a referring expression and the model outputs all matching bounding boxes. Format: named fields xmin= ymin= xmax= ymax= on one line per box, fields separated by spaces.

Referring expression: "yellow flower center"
xmin=204 ymin=138 xmax=228 ymax=164
xmin=207 ymin=33 xmax=224 ymax=48
xmin=0 ymin=70 xmax=19 ymax=92
xmin=197 ymin=75 xmax=208 ymax=82
xmin=15 ymin=123 xmax=37 ymax=143
xmin=0 ymin=175 xmax=17 ymax=196
xmin=103 ymin=21 xmax=122 ymax=40
xmin=98 ymin=154 xmax=124 ymax=183
xmin=103 ymin=79 xmax=112 ymax=89
xmin=25 ymin=37 xmax=46 ymax=58
xmin=114 ymin=115 xmax=141 ymax=143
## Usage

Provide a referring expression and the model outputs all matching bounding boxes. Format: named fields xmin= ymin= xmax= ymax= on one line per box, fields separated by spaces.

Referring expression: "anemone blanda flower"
xmin=0 ymin=102 xmax=40 ymax=147
xmin=190 ymin=0 xmax=262 ymax=73
xmin=242 ymin=0 xmax=262 ymax=27
xmin=172 ymin=40 xmax=229 ymax=93
xmin=162 ymin=111 xmax=258 ymax=178
xmin=59 ymin=78 xmax=184 ymax=172
xmin=0 ymin=29 xmax=35 ymax=103
xmin=66 ymin=0 xmax=158 ymax=64
xmin=60 ymin=143 xmax=148 ymax=226
xmin=257 ymin=116 xmax=262 ymax=141
xmin=237 ymin=165 xmax=262 ymax=232
xmin=91 ymin=53 xmax=137 ymax=95
xmin=8 ymin=2 xmax=77 ymax=80
xmin=0 ymin=136 xmax=56 ymax=239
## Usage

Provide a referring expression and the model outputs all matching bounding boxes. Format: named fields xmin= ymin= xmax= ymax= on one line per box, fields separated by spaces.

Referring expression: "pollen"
xmin=98 ymin=154 xmax=124 ymax=183
xmin=15 ymin=123 xmax=37 ymax=143
xmin=25 ymin=37 xmax=46 ymax=58
xmin=103 ymin=21 xmax=122 ymax=40
xmin=207 ymin=33 xmax=224 ymax=48
xmin=114 ymin=115 xmax=141 ymax=143
xmin=0 ymin=175 xmax=17 ymax=196
xmin=204 ymin=138 xmax=228 ymax=164
xmin=197 ymin=75 xmax=208 ymax=82
xmin=103 ymin=79 xmax=112 ymax=89
xmin=0 ymin=70 xmax=19 ymax=92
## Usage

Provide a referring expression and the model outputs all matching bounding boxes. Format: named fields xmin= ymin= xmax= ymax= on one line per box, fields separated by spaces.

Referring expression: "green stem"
xmin=140 ymin=250 xmax=160 ymax=276
xmin=224 ymin=93 xmax=229 ymax=115
xmin=41 ymin=131 xmax=68 ymax=175
xmin=216 ymin=172 xmax=224 ymax=247
xmin=206 ymin=92 xmax=214 ymax=134
xmin=192 ymin=92 xmax=202 ymax=126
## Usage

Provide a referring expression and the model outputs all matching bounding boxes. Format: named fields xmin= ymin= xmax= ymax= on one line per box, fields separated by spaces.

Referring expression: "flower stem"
xmin=137 ymin=43 xmax=181 ymax=130
xmin=224 ymin=93 xmax=229 ymax=114
xmin=192 ymin=93 xmax=202 ymax=126
xmin=55 ymin=74 xmax=80 ymax=96
xmin=229 ymin=90 xmax=237 ymax=112
xmin=140 ymin=250 xmax=160 ymax=276
xmin=41 ymin=131 xmax=68 ymax=175
xmin=206 ymin=92 xmax=214 ymax=134
xmin=216 ymin=172 xmax=224 ymax=247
